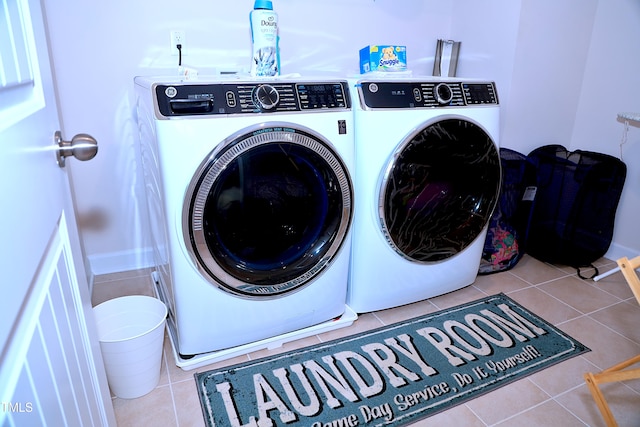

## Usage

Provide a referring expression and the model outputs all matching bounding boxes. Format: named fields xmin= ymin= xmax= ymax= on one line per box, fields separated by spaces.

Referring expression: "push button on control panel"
xmin=226 ymin=91 xmax=237 ymax=108
xmin=413 ymin=88 xmax=422 ymax=103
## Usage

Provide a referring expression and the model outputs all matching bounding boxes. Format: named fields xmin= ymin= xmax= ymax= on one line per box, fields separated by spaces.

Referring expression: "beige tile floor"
xmin=92 ymin=255 xmax=640 ymax=426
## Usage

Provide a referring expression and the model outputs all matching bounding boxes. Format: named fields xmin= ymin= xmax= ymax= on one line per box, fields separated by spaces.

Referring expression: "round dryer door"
xmin=184 ymin=124 xmax=353 ymax=298
xmin=380 ymin=118 xmax=500 ymax=263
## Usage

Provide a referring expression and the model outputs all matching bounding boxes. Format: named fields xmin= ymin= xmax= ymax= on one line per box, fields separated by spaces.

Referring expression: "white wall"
xmin=571 ymin=0 xmax=640 ymax=259
xmin=501 ymin=0 xmax=599 ymax=155
xmin=449 ymin=0 xmax=521 ymax=153
xmin=42 ymin=0 xmax=640 ymax=275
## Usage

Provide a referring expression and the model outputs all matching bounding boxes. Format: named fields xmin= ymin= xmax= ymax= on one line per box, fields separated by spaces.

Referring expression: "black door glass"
xmin=202 ymin=143 xmax=343 ymax=287
xmin=381 ymin=119 xmax=500 ymax=262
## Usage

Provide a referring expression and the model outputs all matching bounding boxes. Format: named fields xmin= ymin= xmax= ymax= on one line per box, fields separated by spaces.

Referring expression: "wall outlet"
xmin=170 ymin=30 xmax=186 ymax=56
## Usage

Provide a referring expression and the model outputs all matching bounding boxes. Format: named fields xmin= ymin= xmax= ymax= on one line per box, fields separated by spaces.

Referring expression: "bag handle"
xmin=576 ymin=264 xmax=600 ymax=280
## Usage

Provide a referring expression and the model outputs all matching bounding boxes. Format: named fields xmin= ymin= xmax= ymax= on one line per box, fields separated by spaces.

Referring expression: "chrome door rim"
xmin=183 ymin=123 xmax=353 ymax=298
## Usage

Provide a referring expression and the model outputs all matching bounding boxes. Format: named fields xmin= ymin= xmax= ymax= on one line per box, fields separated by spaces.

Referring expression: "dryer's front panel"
xmin=184 ymin=124 xmax=353 ymax=298
xmin=356 ymin=80 xmax=501 ymax=263
xmin=379 ymin=118 xmax=500 ymax=263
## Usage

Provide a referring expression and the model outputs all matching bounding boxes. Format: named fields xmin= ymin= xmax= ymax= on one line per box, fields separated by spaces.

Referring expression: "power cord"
xmin=175 ymin=43 xmax=197 ymax=79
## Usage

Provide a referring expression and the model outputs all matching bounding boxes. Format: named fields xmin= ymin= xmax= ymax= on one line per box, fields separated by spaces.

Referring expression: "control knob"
xmin=253 ymin=84 xmax=280 ymax=111
xmin=434 ymin=83 xmax=453 ymax=105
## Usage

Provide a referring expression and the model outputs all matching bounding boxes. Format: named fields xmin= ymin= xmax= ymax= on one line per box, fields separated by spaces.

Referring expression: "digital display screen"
xmin=298 ymin=84 xmax=345 ymax=109
xmin=463 ymin=83 xmax=496 ymax=104
xmin=308 ymin=85 xmax=330 ymax=93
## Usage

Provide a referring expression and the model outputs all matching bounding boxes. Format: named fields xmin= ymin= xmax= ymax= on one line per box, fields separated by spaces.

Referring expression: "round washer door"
xmin=184 ymin=124 xmax=353 ymax=298
xmin=380 ymin=117 xmax=500 ymax=263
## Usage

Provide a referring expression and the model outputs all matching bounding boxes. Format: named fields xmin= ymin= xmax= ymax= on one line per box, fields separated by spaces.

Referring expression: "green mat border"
xmin=195 ymin=293 xmax=590 ymax=426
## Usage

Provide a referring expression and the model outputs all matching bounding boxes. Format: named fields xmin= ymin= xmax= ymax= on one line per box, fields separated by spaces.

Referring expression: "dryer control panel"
xmin=154 ymin=81 xmax=351 ymax=117
xmin=358 ymin=81 xmax=498 ymax=109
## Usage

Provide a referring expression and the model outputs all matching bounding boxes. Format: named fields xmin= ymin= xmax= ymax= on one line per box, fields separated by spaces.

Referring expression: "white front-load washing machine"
xmin=348 ymin=77 xmax=501 ymax=313
xmin=134 ymin=76 xmax=355 ymax=368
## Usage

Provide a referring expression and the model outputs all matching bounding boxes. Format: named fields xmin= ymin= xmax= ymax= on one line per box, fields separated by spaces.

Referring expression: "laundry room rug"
xmin=195 ymin=293 xmax=589 ymax=426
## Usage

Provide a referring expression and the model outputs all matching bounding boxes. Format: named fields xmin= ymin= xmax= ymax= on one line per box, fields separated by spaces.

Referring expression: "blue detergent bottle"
xmin=250 ymin=0 xmax=280 ymax=76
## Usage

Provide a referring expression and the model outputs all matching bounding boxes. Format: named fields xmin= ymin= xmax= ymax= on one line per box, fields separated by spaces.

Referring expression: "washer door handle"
xmin=55 ymin=130 xmax=98 ymax=167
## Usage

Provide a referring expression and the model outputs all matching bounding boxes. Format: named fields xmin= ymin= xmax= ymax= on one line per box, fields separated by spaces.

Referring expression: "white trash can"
xmin=93 ymin=295 xmax=167 ymax=399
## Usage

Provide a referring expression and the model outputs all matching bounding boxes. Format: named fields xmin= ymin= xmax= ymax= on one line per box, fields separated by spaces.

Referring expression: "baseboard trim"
xmin=88 ymin=247 xmax=155 ymax=276
xmin=605 ymin=242 xmax=639 ymax=263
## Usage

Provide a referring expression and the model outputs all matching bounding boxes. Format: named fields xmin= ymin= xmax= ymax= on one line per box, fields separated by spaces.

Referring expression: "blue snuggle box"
xmin=359 ymin=45 xmax=407 ymax=73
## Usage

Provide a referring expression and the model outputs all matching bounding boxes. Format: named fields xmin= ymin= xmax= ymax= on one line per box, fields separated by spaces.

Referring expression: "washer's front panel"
xmin=137 ymin=77 xmax=356 ymax=356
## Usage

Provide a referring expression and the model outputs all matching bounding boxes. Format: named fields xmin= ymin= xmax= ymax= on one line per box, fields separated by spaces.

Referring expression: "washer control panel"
xmin=154 ymin=81 xmax=350 ymax=117
xmin=358 ymin=81 xmax=498 ymax=109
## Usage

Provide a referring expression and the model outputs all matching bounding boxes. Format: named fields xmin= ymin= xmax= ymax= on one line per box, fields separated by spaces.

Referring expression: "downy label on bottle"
xmin=250 ymin=10 xmax=279 ymax=76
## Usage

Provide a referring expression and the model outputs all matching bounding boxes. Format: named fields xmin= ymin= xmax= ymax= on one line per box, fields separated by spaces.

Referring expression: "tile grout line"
xmin=163 ymin=345 xmax=181 ymax=426
xmin=550 ymin=383 xmax=597 ymax=427
xmin=464 ymin=403 xmax=490 ymax=426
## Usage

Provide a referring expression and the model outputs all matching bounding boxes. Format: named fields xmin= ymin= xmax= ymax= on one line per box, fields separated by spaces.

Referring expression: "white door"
xmin=0 ymin=0 xmax=115 ymax=425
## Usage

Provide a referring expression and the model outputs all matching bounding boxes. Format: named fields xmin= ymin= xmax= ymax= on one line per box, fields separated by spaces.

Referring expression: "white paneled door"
xmin=0 ymin=0 xmax=115 ymax=425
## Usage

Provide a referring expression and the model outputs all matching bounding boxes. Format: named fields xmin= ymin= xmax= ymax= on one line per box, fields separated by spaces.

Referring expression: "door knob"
xmin=55 ymin=131 xmax=98 ymax=168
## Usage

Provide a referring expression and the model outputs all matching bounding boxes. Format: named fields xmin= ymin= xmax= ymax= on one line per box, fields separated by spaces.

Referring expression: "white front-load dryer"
xmin=134 ymin=76 xmax=355 ymax=367
xmin=348 ymin=77 xmax=501 ymax=313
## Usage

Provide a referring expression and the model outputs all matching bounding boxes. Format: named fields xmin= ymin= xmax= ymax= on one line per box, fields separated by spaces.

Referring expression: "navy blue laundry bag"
xmin=479 ymin=148 xmax=537 ymax=274
xmin=525 ymin=144 xmax=626 ymax=279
